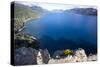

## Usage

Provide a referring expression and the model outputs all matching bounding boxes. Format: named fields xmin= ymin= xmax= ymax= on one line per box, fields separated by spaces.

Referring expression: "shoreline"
xmin=17 ymin=16 xmax=41 ymax=33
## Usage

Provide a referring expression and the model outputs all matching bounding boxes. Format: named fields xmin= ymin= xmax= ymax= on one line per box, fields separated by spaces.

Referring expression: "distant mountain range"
xmin=68 ymin=8 xmax=97 ymax=16
xmin=45 ymin=7 xmax=97 ymax=16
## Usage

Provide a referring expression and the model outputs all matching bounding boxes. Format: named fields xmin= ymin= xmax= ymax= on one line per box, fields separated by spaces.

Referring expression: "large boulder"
xmin=53 ymin=50 xmax=64 ymax=59
xmin=36 ymin=51 xmax=44 ymax=64
xmin=36 ymin=49 xmax=51 ymax=64
xmin=41 ymin=49 xmax=51 ymax=64
xmin=14 ymin=47 xmax=38 ymax=65
xmin=87 ymin=54 xmax=97 ymax=61
xmin=72 ymin=48 xmax=87 ymax=62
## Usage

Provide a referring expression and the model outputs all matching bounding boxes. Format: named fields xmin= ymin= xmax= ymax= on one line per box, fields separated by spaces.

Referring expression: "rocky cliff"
xmin=14 ymin=47 xmax=97 ymax=65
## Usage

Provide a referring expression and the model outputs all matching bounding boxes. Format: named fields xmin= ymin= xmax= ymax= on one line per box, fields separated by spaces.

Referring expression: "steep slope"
xmin=13 ymin=2 xmax=41 ymax=33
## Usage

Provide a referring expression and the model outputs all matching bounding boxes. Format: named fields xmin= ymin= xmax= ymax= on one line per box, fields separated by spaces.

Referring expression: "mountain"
xmin=51 ymin=9 xmax=64 ymax=13
xmin=31 ymin=5 xmax=48 ymax=13
xmin=68 ymin=8 xmax=97 ymax=16
xmin=11 ymin=2 xmax=42 ymax=33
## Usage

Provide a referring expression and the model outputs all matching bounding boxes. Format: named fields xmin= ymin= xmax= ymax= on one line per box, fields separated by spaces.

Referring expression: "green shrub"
xmin=14 ymin=33 xmax=40 ymax=49
xmin=63 ymin=49 xmax=73 ymax=55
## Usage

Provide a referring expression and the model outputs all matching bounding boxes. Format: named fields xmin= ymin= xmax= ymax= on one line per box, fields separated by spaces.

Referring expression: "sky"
xmin=16 ymin=1 xmax=97 ymax=11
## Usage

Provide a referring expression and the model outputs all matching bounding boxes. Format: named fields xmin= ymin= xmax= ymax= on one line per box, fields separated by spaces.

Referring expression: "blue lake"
xmin=24 ymin=12 xmax=97 ymax=55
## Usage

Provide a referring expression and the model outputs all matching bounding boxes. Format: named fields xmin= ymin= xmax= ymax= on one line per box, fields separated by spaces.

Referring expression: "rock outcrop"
xmin=14 ymin=32 xmax=40 ymax=49
xmin=14 ymin=47 xmax=51 ymax=65
xmin=48 ymin=48 xmax=96 ymax=64
xmin=87 ymin=54 xmax=97 ymax=61
xmin=72 ymin=48 xmax=87 ymax=62
xmin=14 ymin=47 xmax=38 ymax=65
xmin=14 ymin=47 xmax=97 ymax=65
xmin=37 ymin=49 xmax=51 ymax=64
xmin=53 ymin=50 xmax=64 ymax=59
xmin=37 ymin=51 xmax=44 ymax=64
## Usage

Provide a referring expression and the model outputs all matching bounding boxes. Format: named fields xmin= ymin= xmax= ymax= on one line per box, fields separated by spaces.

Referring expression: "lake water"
xmin=24 ymin=12 xmax=97 ymax=55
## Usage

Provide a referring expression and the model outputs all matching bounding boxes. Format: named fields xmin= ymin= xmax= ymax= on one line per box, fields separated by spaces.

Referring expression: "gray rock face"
xmin=48 ymin=49 xmax=88 ymax=63
xmin=53 ymin=50 xmax=64 ymax=59
xmin=14 ymin=47 xmax=51 ymax=65
xmin=37 ymin=51 xmax=44 ymax=64
xmin=87 ymin=54 xmax=97 ymax=61
xmin=72 ymin=48 xmax=87 ymax=62
xmin=14 ymin=47 xmax=38 ymax=65
xmin=40 ymin=49 xmax=50 ymax=64
xmin=14 ymin=47 xmax=97 ymax=65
